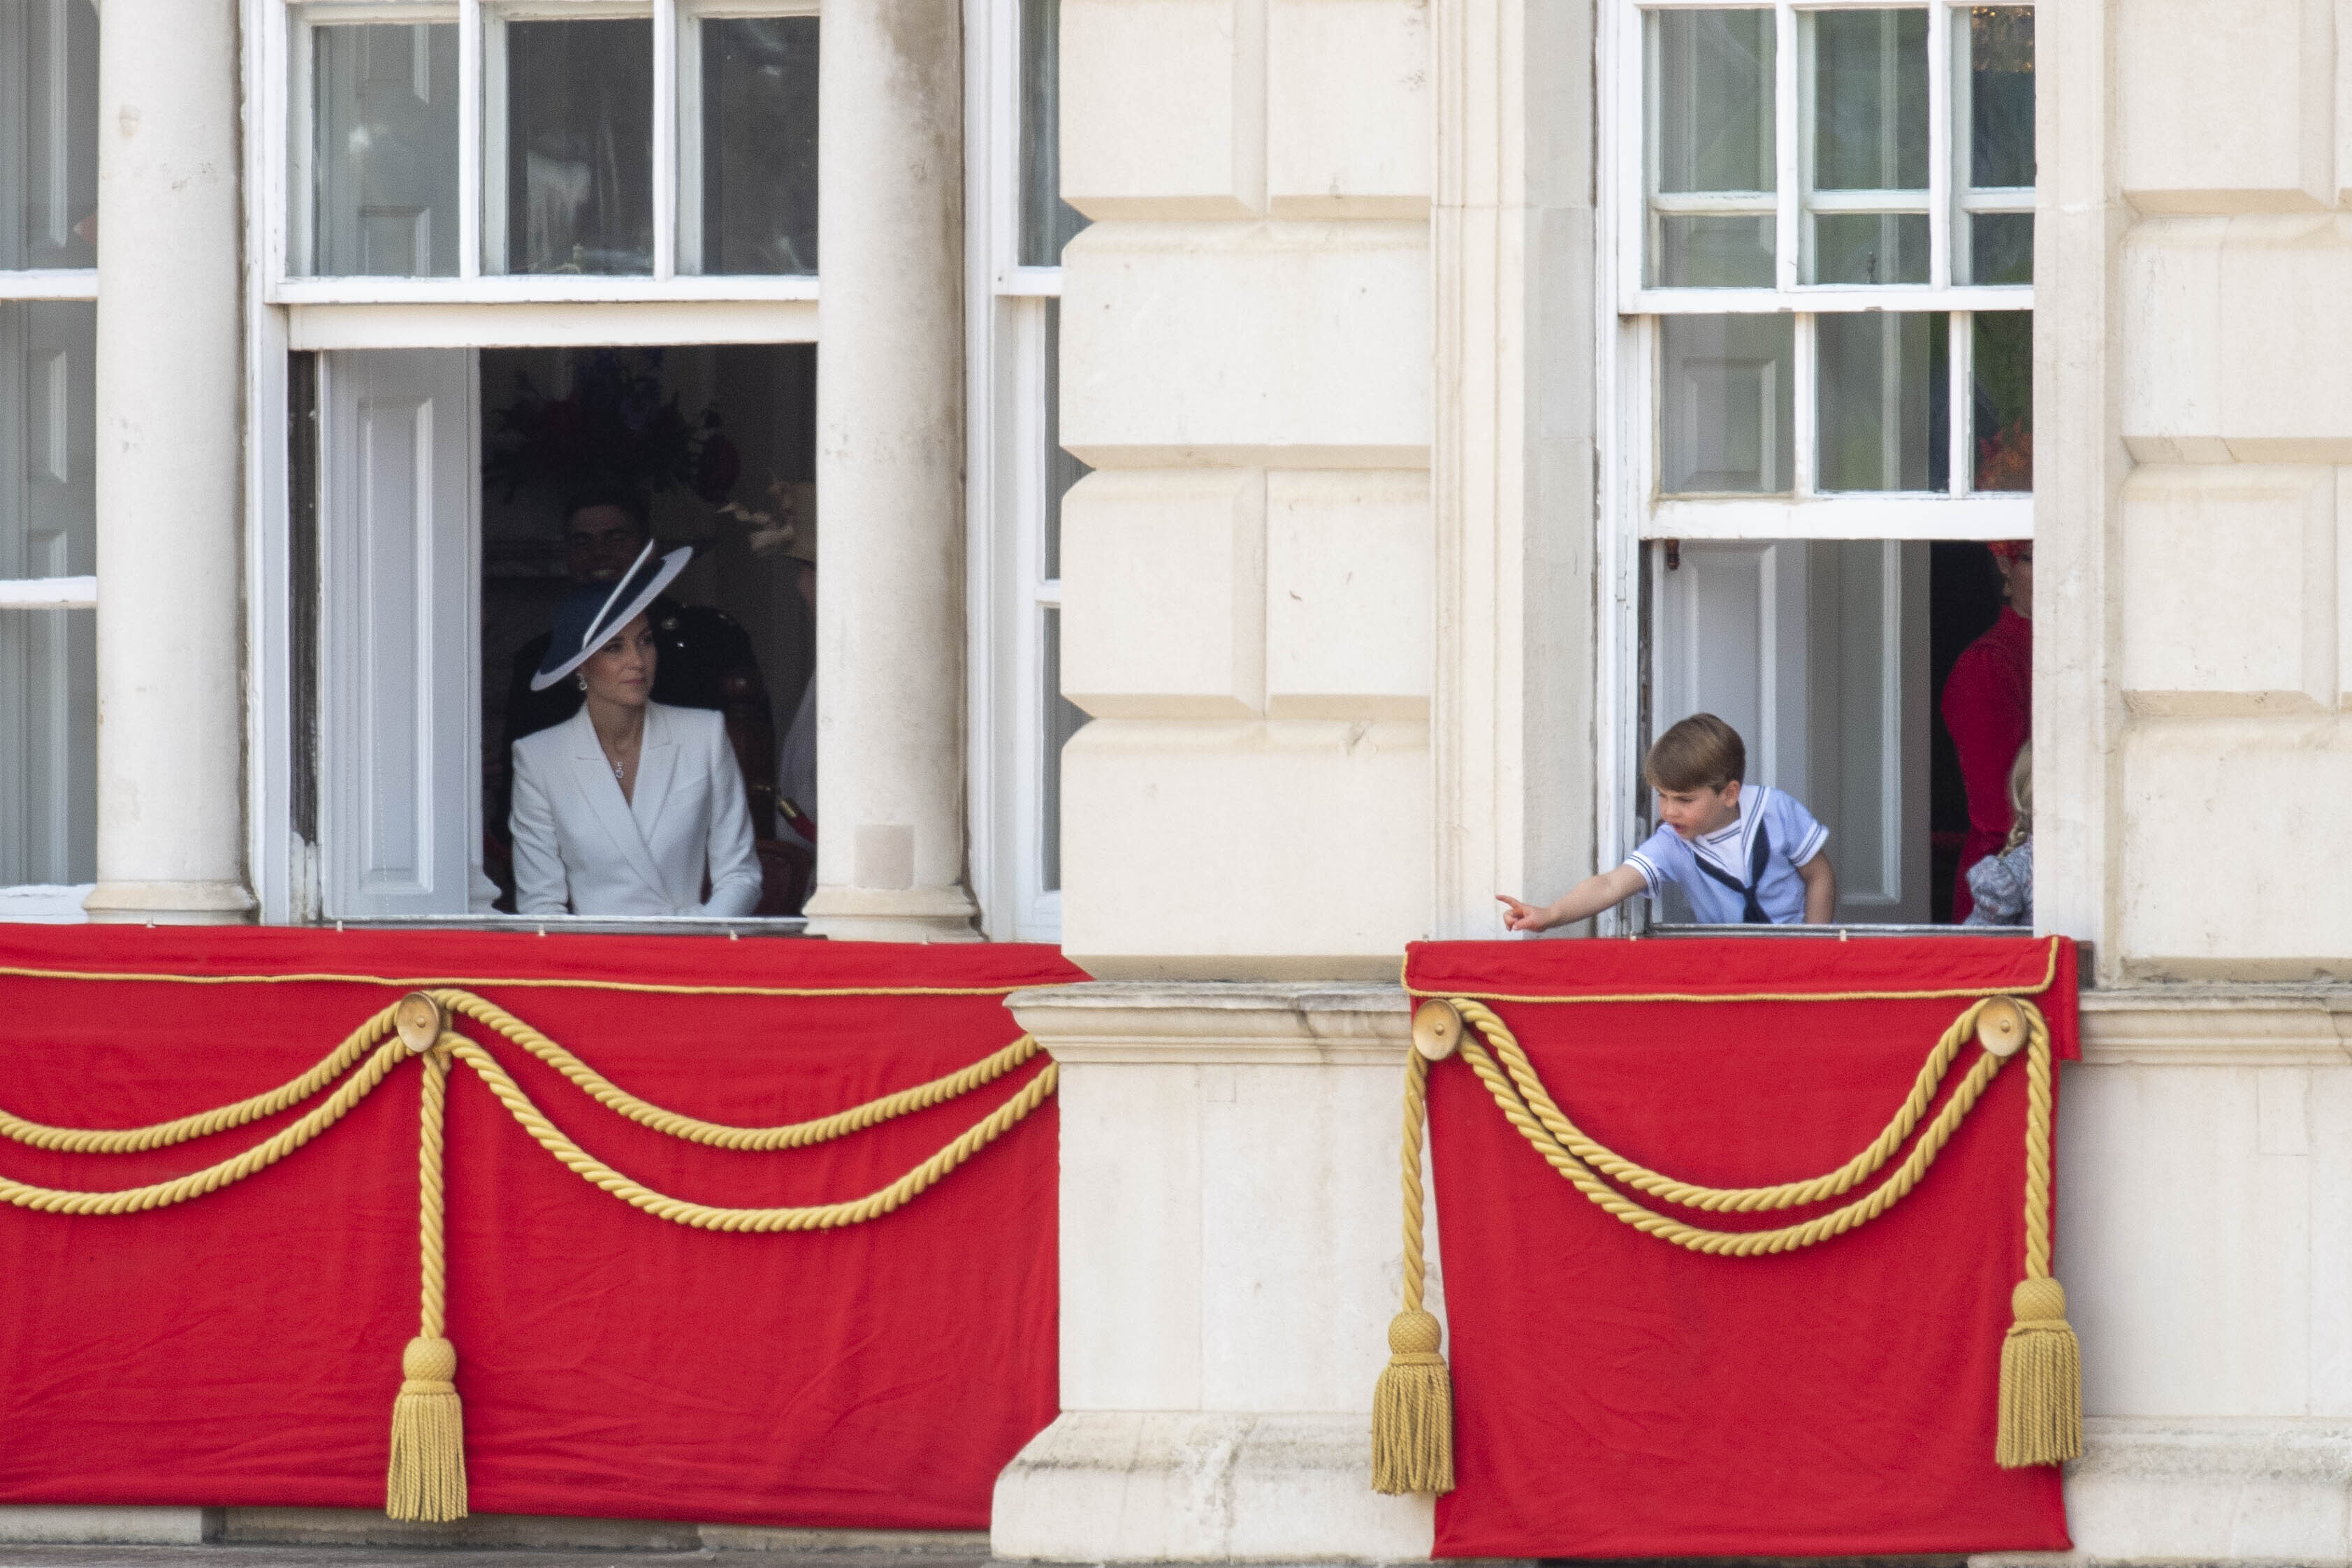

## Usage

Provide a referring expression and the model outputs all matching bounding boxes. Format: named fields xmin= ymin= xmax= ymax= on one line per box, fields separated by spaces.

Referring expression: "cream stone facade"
xmin=3 ymin=0 xmax=2351 ymax=1560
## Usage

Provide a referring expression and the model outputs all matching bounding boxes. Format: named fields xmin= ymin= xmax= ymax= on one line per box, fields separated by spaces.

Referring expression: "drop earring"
xmin=574 ymin=674 xmax=588 ymax=693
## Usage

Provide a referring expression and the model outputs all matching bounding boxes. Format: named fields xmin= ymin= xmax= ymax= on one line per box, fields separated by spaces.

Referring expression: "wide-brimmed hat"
xmin=530 ymin=540 xmax=692 ymax=691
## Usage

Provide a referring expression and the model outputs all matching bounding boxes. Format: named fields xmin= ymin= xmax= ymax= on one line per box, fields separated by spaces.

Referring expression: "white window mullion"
xmin=651 ymin=0 xmax=678 ymax=280
xmin=1950 ymin=309 xmax=1971 ymax=495
xmin=1926 ymin=0 xmax=1952 ymax=291
xmin=675 ymin=8 xmax=704 ymax=275
xmin=458 ymin=0 xmax=484 ymax=278
xmin=1773 ymin=3 xmax=1800 ymax=290
xmin=1791 ymin=311 xmax=1816 ymax=497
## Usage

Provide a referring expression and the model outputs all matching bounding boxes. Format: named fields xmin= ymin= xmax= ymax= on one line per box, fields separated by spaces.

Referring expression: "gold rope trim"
xmin=0 ymin=988 xmax=1057 ymax=1519
xmin=0 ymin=961 xmax=1041 ymax=999
xmin=1374 ymin=987 xmax=2079 ymax=1495
xmin=447 ymin=1033 xmax=1055 ymax=1230
xmin=1398 ymin=933 xmax=2062 ymax=1005
xmin=0 ymin=1043 xmax=411 ymax=1213
xmin=433 ymin=990 xmax=1042 ymax=1150
xmin=0 ymin=1006 xmax=397 ymax=1152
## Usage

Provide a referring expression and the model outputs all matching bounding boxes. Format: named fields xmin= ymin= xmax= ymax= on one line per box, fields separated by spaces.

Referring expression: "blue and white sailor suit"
xmin=1623 ymin=785 xmax=1829 ymax=925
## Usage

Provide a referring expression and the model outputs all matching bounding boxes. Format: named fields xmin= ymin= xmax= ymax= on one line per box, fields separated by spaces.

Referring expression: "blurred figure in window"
xmin=1962 ymin=743 xmax=2033 ymax=928
xmin=1940 ymin=541 xmax=2031 ymax=922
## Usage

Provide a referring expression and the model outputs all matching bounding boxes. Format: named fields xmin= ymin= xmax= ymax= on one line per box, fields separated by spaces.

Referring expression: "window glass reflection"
xmin=689 ymin=17 xmax=818 ymax=275
xmin=1816 ymin=311 xmax=1948 ymax=492
xmin=1019 ymin=0 xmax=1089 ymax=266
xmin=306 ymin=24 xmax=460 ymax=277
xmin=0 ymin=300 xmax=97 ymax=884
xmin=1657 ymin=215 xmax=1776 ymax=289
xmin=1658 ymin=314 xmax=1794 ymax=495
xmin=1968 ymin=7 xmax=2035 ymax=189
xmin=1810 ymin=9 xmax=1927 ymax=191
xmin=1967 ymin=212 xmax=2032 ymax=285
xmin=2 ymin=0 xmax=99 ymax=269
xmin=1971 ymin=311 xmax=2031 ymax=491
xmin=1813 ymin=212 xmax=1929 ymax=285
xmin=1653 ymin=10 xmax=1775 ymax=195
xmin=501 ymin=20 xmax=654 ymax=275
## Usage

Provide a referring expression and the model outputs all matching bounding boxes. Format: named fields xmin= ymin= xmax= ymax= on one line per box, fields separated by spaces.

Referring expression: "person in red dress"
xmin=1940 ymin=541 xmax=2031 ymax=922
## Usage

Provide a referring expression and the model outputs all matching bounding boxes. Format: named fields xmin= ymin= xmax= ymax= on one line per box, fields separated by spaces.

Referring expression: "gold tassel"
xmin=386 ymin=1334 xmax=468 ymax=1522
xmin=1371 ymin=1308 xmax=1453 ymax=1495
xmin=1996 ymin=1276 xmax=2081 ymax=1467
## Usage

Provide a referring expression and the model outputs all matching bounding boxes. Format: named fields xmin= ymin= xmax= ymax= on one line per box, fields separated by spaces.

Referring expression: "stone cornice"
xmin=1008 ymin=982 xmax=1413 ymax=1066
xmin=2077 ymin=987 xmax=2352 ymax=1066
xmin=1012 ymin=980 xmax=2352 ymax=1070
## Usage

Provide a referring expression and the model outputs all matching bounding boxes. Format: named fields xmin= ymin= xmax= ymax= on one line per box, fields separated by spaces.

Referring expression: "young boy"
xmin=1497 ymin=713 xmax=1837 ymax=930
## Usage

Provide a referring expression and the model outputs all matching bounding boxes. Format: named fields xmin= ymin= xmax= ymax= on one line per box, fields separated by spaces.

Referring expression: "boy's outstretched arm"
xmin=1798 ymin=852 xmax=1837 ymax=923
xmin=1497 ymin=864 xmax=1648 ymax=932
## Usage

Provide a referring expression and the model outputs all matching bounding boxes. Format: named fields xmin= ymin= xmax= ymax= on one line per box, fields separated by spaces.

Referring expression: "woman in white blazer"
xmin=509 ymin=542 xmax=764 ymax=917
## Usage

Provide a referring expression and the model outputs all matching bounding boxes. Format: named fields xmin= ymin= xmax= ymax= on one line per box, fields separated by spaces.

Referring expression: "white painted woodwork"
xmin=317 ymin=347 xmax=484 ymax=918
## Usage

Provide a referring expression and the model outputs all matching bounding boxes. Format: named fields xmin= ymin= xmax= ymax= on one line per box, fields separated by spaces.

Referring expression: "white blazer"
xmin=509 ymin=702 xmax=764 ymax=917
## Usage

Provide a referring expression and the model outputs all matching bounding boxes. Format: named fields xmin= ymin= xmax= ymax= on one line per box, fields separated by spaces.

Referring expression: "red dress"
xmin=1940 ymin=607 xmax=2031 ymax=922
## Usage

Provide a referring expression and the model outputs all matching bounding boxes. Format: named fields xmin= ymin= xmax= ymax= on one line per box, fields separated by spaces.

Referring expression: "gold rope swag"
xmin=1371 ymin=975 xmax=2079 ymax=1495
xmin=0 ymin=987 xmax=1056 ymax=1521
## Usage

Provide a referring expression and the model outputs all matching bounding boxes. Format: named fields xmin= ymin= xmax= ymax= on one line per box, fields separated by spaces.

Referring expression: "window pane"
xmin=1967 ymin=6 xmax=2035 ymax=190
xmin=1656 ymin=215 xmax=1775 ymax=287
xmin=502 ymin=20 xmax=653 ymax=275
xmin=1817 ymin=311 xmax=1949 ymax=492
xmin=1040 ymin=608 xmax=1084 ymax=892
xmin=1 ymin=0 xmax=99 ymax=268
xmin=692 ymin=17 xmax=818 ymax=276
xmin=1651 ymin=10 xmax=1776 ymax=194
xmin=305 ymin=24 xmax=460 ymax=277
xmin=1043 ymin=300 xmax=1089 ymax=579
xmin=0 ymin=300 xmax=98 ymax=887
xmin=1 ymin=301 xmax=94 ymax=576
xmin=1966 ymin=211 xmax=2033 ymax=284
xmin=1812 ymin=212 xmax=1929 ymax=284
xmin=1658 ymin=314 xmax=1794 ymax=495
xmin=1809 ymin=10 xmax=1927 ymax=191
xmin=1971 ymin=310 xmax=2031 ymax=491
xmin=1019 ymin=0 xmax=1089 ymax=266
xmin=0 ymin=608 xmax=95 ymax=886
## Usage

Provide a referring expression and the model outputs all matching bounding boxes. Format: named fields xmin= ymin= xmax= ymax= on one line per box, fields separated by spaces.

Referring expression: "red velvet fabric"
xmin=0 ymin=927 xmax=1085 ymax=1529
xmin=1406 ymin=936 xmax=2077 ymax=1559
xmin=1941 ymin=605 xmax=2033 ymax=922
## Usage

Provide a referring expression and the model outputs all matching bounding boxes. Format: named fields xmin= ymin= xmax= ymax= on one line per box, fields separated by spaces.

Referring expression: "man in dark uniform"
xmin=489 ymin=494 xmax=782 ymax=906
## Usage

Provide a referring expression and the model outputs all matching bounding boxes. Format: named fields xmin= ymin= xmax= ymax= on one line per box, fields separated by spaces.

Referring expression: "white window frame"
xmin=268 ymin=0 xmax=820 ymax=314
xmin=1596 ymin=0 xmax=2035 ymax=923
xmin=966 ymin=0 xmax=1072 ymax=943
xmin=245 ymin=0 xmax=822 ymax=923
xmin=0 ymin=0 xmax=100 ymax=916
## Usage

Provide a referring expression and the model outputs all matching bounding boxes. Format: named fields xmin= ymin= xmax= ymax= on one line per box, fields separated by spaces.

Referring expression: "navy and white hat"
xmin=530 ymin=539 xmax=692 ymax=692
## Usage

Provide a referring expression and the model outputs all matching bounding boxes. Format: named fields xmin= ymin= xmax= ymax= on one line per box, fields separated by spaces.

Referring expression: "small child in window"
xmin=1961 ymin=743 xmax=2033 ymax=927
xmin=1497 ymin=713 xmax=1838 ymax=931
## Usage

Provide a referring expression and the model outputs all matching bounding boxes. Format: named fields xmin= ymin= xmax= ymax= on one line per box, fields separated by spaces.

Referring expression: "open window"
xmin=312 ymin=342 xmax=818 ymax=926
xmin=1609 ymin=1 xmax=2033 ymax=929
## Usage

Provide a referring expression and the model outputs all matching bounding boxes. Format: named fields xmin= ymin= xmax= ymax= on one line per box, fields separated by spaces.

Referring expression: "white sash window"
xmin=0 ymin=0 xmax=98 ymax=920
xmin=1602 ymin=1 xmax=2034 ymax=927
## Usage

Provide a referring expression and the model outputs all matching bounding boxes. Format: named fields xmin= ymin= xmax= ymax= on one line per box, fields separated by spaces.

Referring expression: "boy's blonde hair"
xmin=1646 ymin=713 xmax=1745 ymax=793
xmin=2005 ymin=742 xmax=2033 ymax=852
